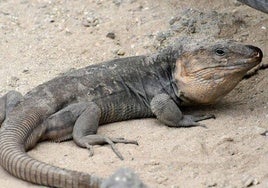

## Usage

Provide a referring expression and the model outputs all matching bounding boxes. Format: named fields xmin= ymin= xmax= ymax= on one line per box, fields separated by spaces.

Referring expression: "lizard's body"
xmin=0 ymin=40 xmax=263 ymax=187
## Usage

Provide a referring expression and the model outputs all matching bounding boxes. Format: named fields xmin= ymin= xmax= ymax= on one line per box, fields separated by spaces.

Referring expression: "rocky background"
xmin=0 ymin=0 xmax=267 ymax=187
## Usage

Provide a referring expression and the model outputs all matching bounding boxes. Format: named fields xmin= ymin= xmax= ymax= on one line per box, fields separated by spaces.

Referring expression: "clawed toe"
xmin=75 ymin=135 xmax=138 ymax=160
xmin=103 ymin=137 xmax=124 ymax=160
xmin=191 ymin=114 xmax=216 ymax=122
xmin=111 ymin=138 xmax=139 ymax=145
xmin=176 ymin=114 xmax=215 ymax=128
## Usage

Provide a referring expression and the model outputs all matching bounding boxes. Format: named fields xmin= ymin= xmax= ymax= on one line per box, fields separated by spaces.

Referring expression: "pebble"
xmin=155 ymin=175 xmax=168 ymax=184
xmin=260 ymin=130 xmax=268 ymax=137
xmin=234 ymin=0 xmax=242 ymax=6
xmin=187 ymin=25 xmax=196 ymax=33
xmin=113 ymin=0 xmax=123 ymax=6
xmin=106 ymin=32 xmax=116 ymax=39
xmin=116 ymin=49 xmax=125 ymax=56
xmin=8 ymin=76 xmax=19 ymax=87
xmin=82 ymin=12 xmax=99 ymax=27
xmin=205 ymin=181 xmax=217 ymax=187
xmin=242 ymin=175 xmax=259 ymax=187
xmin=218 ymin=136 xmax=234 ymax=144
xmin=22 ymin=69 xmax=29 ymax=74
xmin=144 ymin=160 xmax=160 ymax=166
xmin=251 ymin=126 xmax=267 ymax=135
xmin=156 ymin=32 xmax=171 ymax=42
xmin=169 ymin=16 xmax=181 ymax=25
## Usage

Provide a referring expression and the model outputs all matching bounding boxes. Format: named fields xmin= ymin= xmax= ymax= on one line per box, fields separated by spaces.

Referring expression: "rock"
xmin=260 ymin=130 xmax=268 ymax=137
xmin=116 ymin=49 xmax=125 ymax=56
xmin=169 ymin=16 xmax=181 ymax=25
xmin=116 ymin=49 xmax=126 ymax=56
xmin=205 ymin=180 xmax=217 ymax=187
xmin=82 ymin=12 xmax=99 ymax=27
xmin=106 ymin=32 xmax=116 ymax=39
xmin=22 ymin=69 xmax=29 ymax=74
xmin=101 ymin=168 xmax=146 ymax=188
xmin=155 ymin=175 xmax=168 ymax=184
xmin=187 ymin=19 xmax=196 ymax=33
xmin=234 ymin=0 xmax=242 ymax=6
xmin=156 ymin=32 xmax=171 ymax=43
xmin=113 ymin=0 xmax=123 ymax=6
xmin=8 ymin=76 xmax=19 ymax=87
xmin=144 ymin=160 xmax=160 ymax=166
xmin=251 ymin=126 xmax=267 ymax=135
xmin=242 ymin=175 xmax=259 ymax=187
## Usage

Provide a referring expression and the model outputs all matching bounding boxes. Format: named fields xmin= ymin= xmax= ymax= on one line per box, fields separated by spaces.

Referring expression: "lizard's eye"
xmin=215 ymin=48 xmax=225 ymax=56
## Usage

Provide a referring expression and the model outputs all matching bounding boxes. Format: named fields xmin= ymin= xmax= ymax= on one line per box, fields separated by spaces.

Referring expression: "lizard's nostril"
xmin=253 ymin=51 xmax=259 ymax=57
xmin=255 ymin=48 xmax=263 ymax=59
xmin=246 ymin=45 xmax=263 ymax=59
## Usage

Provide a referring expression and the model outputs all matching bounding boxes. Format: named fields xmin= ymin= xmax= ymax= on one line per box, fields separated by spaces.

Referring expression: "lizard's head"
xmin=174 ymin=41 xmax=263 ymax=104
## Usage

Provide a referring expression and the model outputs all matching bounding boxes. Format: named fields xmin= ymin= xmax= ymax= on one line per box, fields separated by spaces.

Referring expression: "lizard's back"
xmin=23 ymin=55 xmax=159 ymax=124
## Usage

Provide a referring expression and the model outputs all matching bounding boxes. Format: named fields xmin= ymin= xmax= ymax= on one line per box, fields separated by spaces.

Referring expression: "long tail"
xmin=0 ymin=108 xmax=102 ymax=188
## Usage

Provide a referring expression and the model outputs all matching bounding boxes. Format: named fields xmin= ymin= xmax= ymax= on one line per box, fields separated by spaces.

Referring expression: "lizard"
xmin=0 ymin=39 xmax=263 ymax=187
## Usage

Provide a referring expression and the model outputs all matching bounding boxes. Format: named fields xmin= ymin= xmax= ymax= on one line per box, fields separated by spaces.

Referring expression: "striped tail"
xmin=0 ymin=108 xmax=102 ymax=188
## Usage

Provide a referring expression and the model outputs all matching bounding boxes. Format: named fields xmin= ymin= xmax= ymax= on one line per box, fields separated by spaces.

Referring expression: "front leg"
xmin=150 ymin=94 xmax=215 ymax=127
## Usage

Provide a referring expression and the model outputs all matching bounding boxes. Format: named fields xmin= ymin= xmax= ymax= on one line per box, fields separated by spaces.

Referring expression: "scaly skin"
xmin=0 ymin=40 xmax=263 ymax=187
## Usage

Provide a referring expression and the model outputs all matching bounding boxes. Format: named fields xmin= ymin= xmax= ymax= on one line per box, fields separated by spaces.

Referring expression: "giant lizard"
xmin=0 ymin=40 xmax=263 ymax=187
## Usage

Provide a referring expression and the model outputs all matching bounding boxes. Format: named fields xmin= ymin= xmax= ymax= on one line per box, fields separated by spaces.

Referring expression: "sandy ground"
xmin=0 ymin=0 xmax=267 ymax=187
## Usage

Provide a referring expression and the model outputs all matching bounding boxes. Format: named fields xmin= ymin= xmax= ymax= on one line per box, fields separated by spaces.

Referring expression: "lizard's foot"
xmin=75 ymin=135 xmax=138 ymax=160
xmin=177 ymin=114 xmax=215 ymax=128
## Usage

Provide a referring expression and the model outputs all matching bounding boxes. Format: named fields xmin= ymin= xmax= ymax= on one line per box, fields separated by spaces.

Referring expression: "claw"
xmin=192 ymin=114 xmax=216 ymax=122
xmin=209 ymin=114 xmax=216 ymax=119
xmin=104 ymin=137 xmax=124 ymax=160
xmin=111 ymin=138 xmax=139 ymax=145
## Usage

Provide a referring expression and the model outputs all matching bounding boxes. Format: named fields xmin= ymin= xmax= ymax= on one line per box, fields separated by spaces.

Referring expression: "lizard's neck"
xmin=149 ymin=47 xmax=183 ymax=106
xmin=151 ymin=45 xmax=183 ymax=69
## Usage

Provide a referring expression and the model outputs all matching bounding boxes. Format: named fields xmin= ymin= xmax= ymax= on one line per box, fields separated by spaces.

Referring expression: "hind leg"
xmin=72 ymin=102 xmax=137 ymax=160
xmin=0 ymin=91 xmax=23 ymax=125
xmin=42 ymin=102 xmax=137 ymax=160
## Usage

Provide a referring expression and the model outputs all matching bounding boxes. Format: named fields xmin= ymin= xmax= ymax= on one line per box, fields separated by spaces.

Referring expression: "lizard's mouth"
xmin=230 ymin=56 xmax=262 ymax=71
xmin=227 ymin=57 xmax=262 ymax=70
